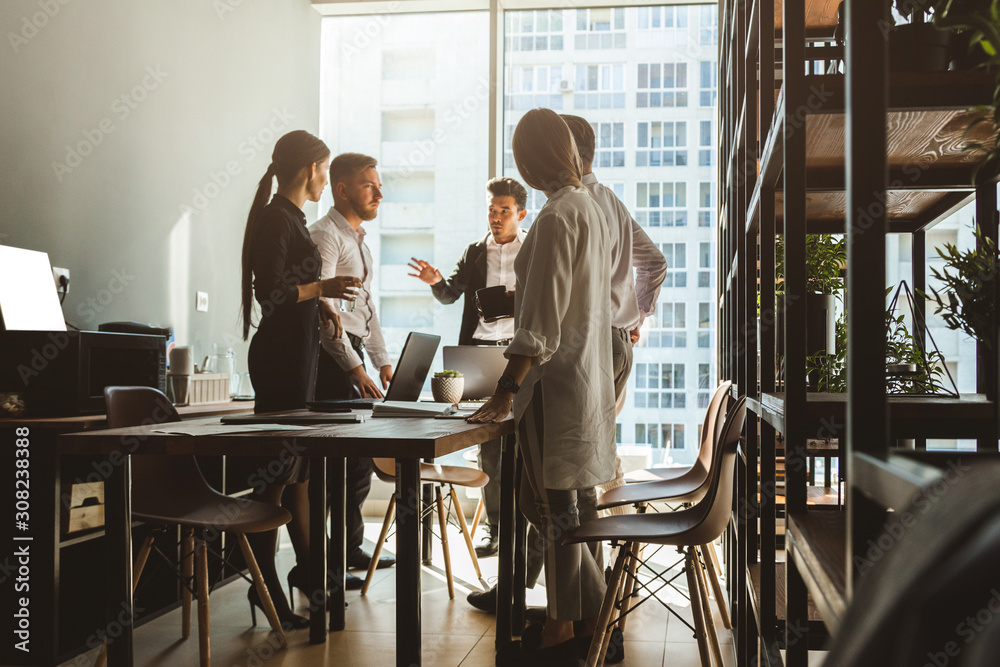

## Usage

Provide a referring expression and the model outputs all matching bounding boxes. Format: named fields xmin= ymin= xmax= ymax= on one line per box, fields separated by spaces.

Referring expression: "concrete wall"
xmin=0 ymin=0 xmax=322 ymax=367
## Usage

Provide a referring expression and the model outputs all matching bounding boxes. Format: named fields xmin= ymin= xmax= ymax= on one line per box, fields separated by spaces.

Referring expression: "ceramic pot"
xmin=431 ymin=376 xmax=464 ymax=404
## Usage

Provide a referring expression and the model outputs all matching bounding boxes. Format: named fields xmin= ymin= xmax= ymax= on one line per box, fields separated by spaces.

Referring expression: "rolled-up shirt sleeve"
xmin=631 ymin=219 xmax=667 ymax=322
xmin=505 ymin=215 xmax=576 ymax=366
xmin=252 ymin=217 xmax=300 ymax=310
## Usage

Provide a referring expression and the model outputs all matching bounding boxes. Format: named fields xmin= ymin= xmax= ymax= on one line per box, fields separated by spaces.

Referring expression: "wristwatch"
xmin=496 ymin=374 xmax=520 ymax=395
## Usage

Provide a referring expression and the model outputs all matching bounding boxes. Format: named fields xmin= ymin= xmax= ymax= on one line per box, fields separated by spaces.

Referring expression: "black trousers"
xmin=316 ymin=342 xmax=373 ymax=556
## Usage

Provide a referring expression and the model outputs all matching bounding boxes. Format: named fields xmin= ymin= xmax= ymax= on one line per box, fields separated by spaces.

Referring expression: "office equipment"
xmin=221 ymin=411 xmax=363 ymax=425
xmin=0 ymin=330 xmax=166 ymax=416
xmin=0 ymin=245 xmax=66 ymax=331
xmin=371 ymin=400 xmax=456 ymax=417
xmin=443 ymin=345 xmax=508 ymax=400
xmin=307 ymin=331 xmax=441 ymax=409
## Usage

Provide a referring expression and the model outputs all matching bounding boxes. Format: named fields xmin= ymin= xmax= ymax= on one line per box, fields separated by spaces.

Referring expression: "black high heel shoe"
xmin=288 ymin=563 xmax=363 ymax=601
xmin=247 ymin=585 xmax=310 ymax=630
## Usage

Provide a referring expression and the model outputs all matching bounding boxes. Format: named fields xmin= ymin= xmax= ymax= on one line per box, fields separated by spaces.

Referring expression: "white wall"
xmin=0 ymin=0 xmax=322 ymax=367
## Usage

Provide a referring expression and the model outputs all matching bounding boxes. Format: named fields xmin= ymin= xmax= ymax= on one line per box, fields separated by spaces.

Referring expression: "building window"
xmin=699 ymin=304 xmax=712 ymax=348
xmin=616 ymin=423 xmax=622 ymax=444
xmin=637 ymin=6 xmax=689 ymax=30
xmin=593 ymin=121 xmax=625 ymax=168
xmin=700 ymin=60 xmax=718 ymax=107
xmin=636 ymin=121 xmax=687 ymax=167
xmin=699 ymin=120 xmax=713 ymax=167
xmin=637 ymin=182 xmax=687 ymax=227
xmin=699 ymin=182 xmax=714 ymax=227
xmin=637 ymin=63 xmax=688 ymax=108
xmin=574 ymin=64 xmax=625 ymax=109
xmin=699 ymin=5 xmax=718 ymax=45
xmin=660 ymin=242 xmax=687 ymax=287
xmin=508 ymin=65 xmax=565 ymax=111
xmin=635 ymin=423 xmax=684 ymax=448
xmin=647 ymin=302 xmax=687 ymax=349
xmin=634 ymin=363 xmax=686 ymax=408
xmin=699 ymin=242 xmax=713 ymax=288
xmin=506 ymin=9 xmax=564 ymax=52
xmin=698 ymin=362 xmax=711 ymax=407
xmin=575 ymin=8 xmax=626 ymax=49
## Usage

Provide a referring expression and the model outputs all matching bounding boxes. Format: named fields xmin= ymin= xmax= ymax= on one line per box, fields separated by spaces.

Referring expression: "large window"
xmin=322 ymin=3 xmax=719 ymax=469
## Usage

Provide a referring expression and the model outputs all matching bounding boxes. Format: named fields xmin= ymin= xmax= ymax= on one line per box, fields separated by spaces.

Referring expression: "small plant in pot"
xmin=775 ymin=234 xmax=846 ymax=388
xmin=431 ymin=370 xmax=464 ymax=405
xmin=920 ymin=223 xmax=997 ymax=350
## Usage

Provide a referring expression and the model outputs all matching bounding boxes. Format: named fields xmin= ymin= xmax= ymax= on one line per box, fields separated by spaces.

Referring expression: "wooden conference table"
xmin=59 ymin=412 xmax=521 ymax=667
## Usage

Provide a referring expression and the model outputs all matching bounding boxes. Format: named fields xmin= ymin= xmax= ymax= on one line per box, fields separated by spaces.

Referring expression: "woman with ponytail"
xmin=239 ymin=129 xmax=360 ymax=629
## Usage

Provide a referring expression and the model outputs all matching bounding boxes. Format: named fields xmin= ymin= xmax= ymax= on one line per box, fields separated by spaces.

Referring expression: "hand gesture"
xmin=318 ymin=300 xmax=343 ymax=337
xmin=629 ymin=327 xmax=640 ymax=346
xmin=407 ymin=258 xmax=443 ymax=285
xmin=466 ymin=394 xmax=512 ymax=423
xmin=320 ymin=276 xmax=362 ymax=300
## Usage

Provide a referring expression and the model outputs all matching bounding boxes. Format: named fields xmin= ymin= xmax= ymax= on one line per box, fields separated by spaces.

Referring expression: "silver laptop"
xmin=443 ymin=345 xmax=508 ymax=400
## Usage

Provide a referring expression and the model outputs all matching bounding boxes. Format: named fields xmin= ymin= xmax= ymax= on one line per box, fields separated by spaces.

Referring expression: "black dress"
xmin=245 ymin=194 xmax=321 ymax=484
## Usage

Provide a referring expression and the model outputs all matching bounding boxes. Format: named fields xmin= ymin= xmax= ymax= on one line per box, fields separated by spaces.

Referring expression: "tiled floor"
xmin=64 ymin=521 xmax=742 ymax=667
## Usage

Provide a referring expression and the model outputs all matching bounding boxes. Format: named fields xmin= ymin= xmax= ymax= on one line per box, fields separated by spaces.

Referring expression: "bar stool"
xmin=565 ymin=397 xmax=746 ymax=667
xmin=596 ymin=381 xmax=733 ymax=632
xmin=96 ymin=387 xmax=291 ymax=667
xmin=361 ymin=458 xmax=488 ymax=598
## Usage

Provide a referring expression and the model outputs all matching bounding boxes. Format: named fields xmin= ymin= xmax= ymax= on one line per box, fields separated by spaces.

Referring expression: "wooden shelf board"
xmin=750 ymin=393 xmax=995 ymax=439
xmin=774 ymin=0 xmax=840 ymax=36
xmin=786 ymin=511 xmax=847 ymax=632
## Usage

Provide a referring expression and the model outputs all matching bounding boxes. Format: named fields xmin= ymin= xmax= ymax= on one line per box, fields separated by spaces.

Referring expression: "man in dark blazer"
xmin=408 ymin=177 xmax=527 ymax=559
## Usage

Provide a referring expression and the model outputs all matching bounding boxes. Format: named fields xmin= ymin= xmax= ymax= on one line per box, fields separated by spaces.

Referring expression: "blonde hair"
xmin=511 ymin=108 xmax=582 ymax=193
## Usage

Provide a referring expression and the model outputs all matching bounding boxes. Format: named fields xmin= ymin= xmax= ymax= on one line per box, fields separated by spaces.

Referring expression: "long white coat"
xmin=505 ymin=185 xmax=617 ymax=491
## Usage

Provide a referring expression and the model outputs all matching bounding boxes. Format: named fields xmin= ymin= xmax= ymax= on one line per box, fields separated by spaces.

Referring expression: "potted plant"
xmin=921 ymin=224 xmax=997 ymax=349
xmin=431 ymin=370 xmax=465 ymax=405
xmin=775 ymin=234 xmax=846 ymax=388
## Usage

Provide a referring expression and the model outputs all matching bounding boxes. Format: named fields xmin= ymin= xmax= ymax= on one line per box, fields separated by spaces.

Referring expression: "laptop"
xmin=308 ymin=331 xmax=441 ymax=410
xmin=443 ymin=345 xmax=508 ymax=400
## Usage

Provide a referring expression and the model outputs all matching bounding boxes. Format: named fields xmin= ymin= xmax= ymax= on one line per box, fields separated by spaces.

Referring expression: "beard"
xmin=346 ymin=193 xmax=378 ymax=221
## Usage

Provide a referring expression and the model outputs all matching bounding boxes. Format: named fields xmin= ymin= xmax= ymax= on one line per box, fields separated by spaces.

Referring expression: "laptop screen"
xmin=384 ymin=332 xmax=441 ymax=401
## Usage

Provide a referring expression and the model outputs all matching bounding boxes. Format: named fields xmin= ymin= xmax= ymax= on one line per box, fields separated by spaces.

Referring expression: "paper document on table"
xmin=151 ymin=424 xmax=314 ymax=435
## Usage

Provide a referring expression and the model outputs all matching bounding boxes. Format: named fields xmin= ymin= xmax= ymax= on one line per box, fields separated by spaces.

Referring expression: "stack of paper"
xmin=371 ymin=401 xmax=459 ymax=418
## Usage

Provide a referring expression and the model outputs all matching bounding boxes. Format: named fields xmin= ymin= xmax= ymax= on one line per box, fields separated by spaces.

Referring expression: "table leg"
xmin=329 ymin=456 xmax=347 ymax=633
xmin=512 ymin=450 xmax=526 ymax=636
xmin=105 ymin=453 xmax=134 ymax=665
xmin=421 ymin=476 xmax=434 ymax=566
xmin=309 ymin=454 xmax=328 ymax=644
xmin=396 ymin=459 xmax=422 ymax=667
xmin=495 ymin=433 xmax=516 ymax=663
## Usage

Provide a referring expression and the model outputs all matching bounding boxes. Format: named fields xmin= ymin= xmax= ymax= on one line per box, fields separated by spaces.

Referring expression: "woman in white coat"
xmin=468 ymin=108 xmax=617 ymax=663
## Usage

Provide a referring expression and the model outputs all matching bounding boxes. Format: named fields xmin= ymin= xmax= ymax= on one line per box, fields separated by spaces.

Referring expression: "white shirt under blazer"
xmin=505 ymin=185 xmax=617 ymax=491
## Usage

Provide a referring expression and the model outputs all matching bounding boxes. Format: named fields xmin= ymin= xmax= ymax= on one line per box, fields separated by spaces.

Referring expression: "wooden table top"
xmin=1 ymin=401 xmax=255 ymax=430
xmin=58 ymin=412 xmax=515 ymax=460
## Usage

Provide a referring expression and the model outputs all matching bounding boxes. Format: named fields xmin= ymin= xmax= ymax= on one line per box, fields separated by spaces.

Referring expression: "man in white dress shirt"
xmin=408 ymin=177 xmax=527 ymax=560
xmin=562 ymin=115 xmax=668 ymax=504
xmin=308 ymin=153 xmax=396 ymax=587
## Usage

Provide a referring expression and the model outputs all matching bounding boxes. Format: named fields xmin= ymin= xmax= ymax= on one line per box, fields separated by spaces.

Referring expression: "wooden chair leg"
xmin=95 ymin=534 xmax=156 ymax=667
xmin=470 ymin=495 xmax=484 ymax=537
xmin=362 ymin=495 xmax=395 ymax=596
xmin=435 ymin=486 xmax=455 ymax=599
xmin=450 ymin=486 xmax=483 ymax=580
xmin=585 ymin=543 xmax=627 ymax=667
xmin=236 ymin=534 xmax=287 ymax=648
xmin=685 ymin=547 xmax=712 ymax=667
xmin=700 ymin=542 xmax=731 ymax=629
xmin=616 ymin=540 xmax=642 ymax=635
xmin=598 ymin=542 xmax=632 ymax=666
xmin=182 ymin=528 xmax=194 ymax=638
xmin=695 ymin=545 xmax=724 ymax=667
xmin=196 ymin=536 xmax=211 ymax=667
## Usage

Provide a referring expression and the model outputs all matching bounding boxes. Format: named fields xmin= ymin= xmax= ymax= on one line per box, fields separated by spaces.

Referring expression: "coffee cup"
xmin=476 ymin=285 xmax=513 ymax=323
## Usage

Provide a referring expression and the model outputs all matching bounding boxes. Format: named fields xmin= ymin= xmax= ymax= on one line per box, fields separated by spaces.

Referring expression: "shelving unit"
xmin=719 ymin=1 xmax=1000 ymax=666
